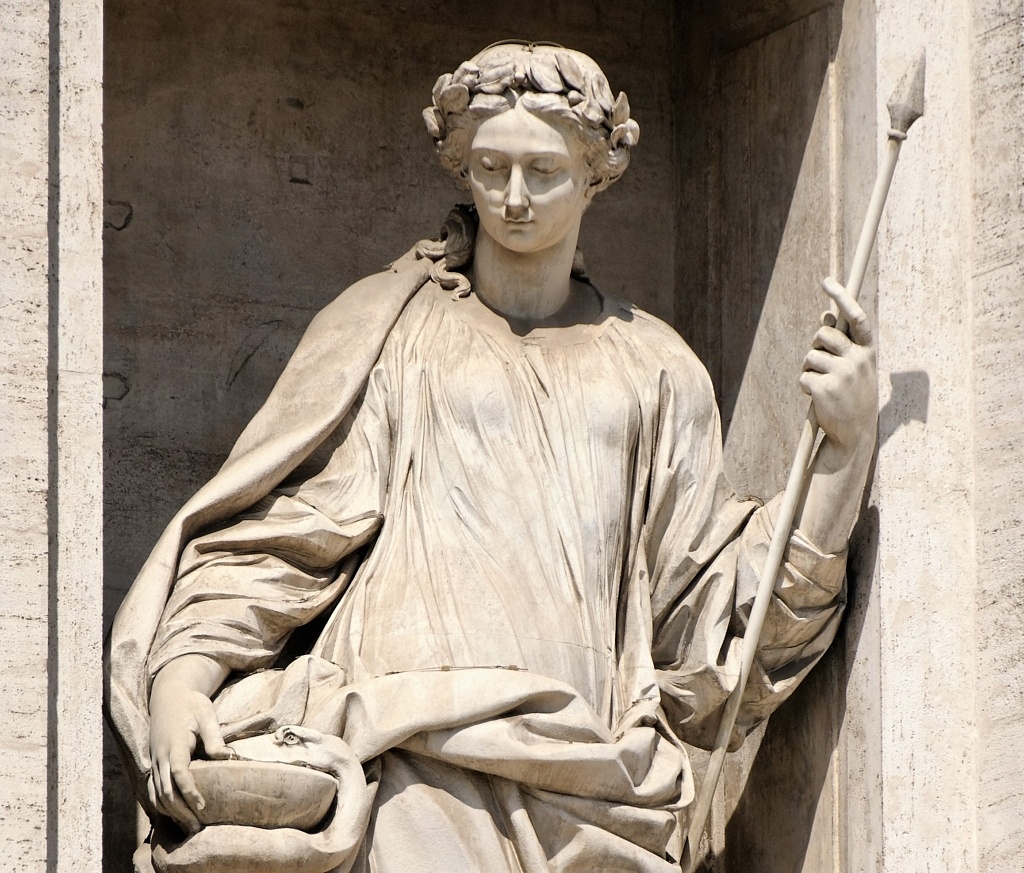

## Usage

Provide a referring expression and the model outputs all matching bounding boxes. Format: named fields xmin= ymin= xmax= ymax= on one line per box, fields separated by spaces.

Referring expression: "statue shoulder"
xmin=602 ymin=291 xmax=715 ymax=400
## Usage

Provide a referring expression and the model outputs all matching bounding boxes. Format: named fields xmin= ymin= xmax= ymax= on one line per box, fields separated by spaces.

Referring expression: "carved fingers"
xmin=149 ymin=744 xmax=201 ymax=834
xmin=167 ymin=739 xmax=204 ymax=833
xmin=821 ymin=275 xmax=873 ymax=347
xmin=799 ymin=278 xmax=878 ymax=453
xmin=197 ymin=704 xmax=232 ymax=761
xmin=149 ymin=683 xmax=228 ymax=833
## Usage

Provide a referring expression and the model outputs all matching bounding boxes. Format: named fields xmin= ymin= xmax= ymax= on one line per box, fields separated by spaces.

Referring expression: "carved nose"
xmin=504 ymin=165 xmax=530 ymax=221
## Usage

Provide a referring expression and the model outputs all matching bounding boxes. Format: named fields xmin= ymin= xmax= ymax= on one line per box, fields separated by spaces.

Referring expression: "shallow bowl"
xmin=189 ymin=759 xmax=337 ymax=831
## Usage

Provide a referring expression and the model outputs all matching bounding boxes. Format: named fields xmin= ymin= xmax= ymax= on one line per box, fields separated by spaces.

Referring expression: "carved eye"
xmin=275 ymin=727 xmax=302 ymax=746
xmin=480 ymin=155 xmax=497 ymax=171
xmin=530 ymin=156 xmax=569 ymax=178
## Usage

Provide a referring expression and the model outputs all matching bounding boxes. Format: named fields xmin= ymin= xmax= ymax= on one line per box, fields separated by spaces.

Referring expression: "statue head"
xmin=418 ymin=43 xmax=640 ymax=288
xmin=423 ymin=42 xmax=640 ymax=196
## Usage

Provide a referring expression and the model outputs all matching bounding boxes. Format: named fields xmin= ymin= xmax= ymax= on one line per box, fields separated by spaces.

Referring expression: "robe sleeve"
xmin=645 ymin=352 xmax=847 ymax=751
xmin=146 ymin=363 xmax=392 ymax=684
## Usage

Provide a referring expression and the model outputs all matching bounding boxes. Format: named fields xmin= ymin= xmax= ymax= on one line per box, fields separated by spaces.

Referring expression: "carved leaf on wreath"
xmin=556 ymin=53 xmax=586 ymax=92
xmin=591 ymin=72 xmax=615 ymax=114
xmin=452 ymin=62 xmax=482 ymax=90
xmin=510 ymin=59 xmax=528 ymax=89
xmin=432 ymin=73 xmax=453 ymax=104
xmin=610 ymin=119 xmax=640 ymax=149
xmin=566 ymin=90 xmax=584 ymax=107
xmin=581 ymin=98 xmax=605 ymax=127
xmin=611 ymin=92 xmax=630 ymax=128
xmin=422 ymin=107 xmax=443 ymax=139
xmin=526 ymin=54 xmax=564 ymax=94
xmin=438 ymin=83 xmax=470 ymax=114
xmin=471 ymin=93 xmax=512 ymax=113
xmin=477 ymin=62 xmax=516 ymax=94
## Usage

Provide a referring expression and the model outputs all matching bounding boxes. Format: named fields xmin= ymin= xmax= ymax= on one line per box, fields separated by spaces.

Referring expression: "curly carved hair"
xmin=423 ymin=42 xmax=640 ymax=195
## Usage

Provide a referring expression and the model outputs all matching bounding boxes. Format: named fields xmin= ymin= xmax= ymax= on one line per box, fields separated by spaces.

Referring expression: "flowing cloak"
xmin=105 ymin=245 xmax=435 ymax=784
xmin=106 ymin=245 xmax=847 ymax=873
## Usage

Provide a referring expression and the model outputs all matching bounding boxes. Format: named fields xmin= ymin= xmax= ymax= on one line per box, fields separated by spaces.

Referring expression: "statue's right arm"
xmin=144 ymin=364 xmax=394 ymax=830
xmin=148 ymin=653 xmax=232 ymax=831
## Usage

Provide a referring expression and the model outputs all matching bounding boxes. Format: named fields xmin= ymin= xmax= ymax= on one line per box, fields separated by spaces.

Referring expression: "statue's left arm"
xmin=647 ymin=279 xmax=876 ymax=750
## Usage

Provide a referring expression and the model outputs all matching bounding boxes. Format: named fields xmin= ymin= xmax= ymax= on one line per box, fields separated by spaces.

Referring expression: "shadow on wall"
xmin=678 ymin=3 xmax=846 ymax=865
xmin=676 ymin=1 xmax=925 ymax=869
xmin=674 ymin=0 xmax=845 ymax=438
xmin=879 ymin=369 xmax=930 ymax=448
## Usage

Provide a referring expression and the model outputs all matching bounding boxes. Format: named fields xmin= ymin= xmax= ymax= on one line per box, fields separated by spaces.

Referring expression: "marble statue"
xmin=106 ymin=41 xmax=877 ymax=873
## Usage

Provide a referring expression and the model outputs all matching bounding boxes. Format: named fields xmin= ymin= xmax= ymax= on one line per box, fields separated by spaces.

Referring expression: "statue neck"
xmin=470 ymin=228 xmax=579 ymax=325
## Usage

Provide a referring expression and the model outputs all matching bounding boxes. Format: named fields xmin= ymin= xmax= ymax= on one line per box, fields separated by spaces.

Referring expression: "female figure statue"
xmin=107 ymin=42 xmax=876 ymax=873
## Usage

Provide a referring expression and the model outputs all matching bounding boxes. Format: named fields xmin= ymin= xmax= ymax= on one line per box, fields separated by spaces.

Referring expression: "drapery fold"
xmin=112 ymin=266 xmax=846 ymax=873
xmin=106 ymin=245 xmax=433 ymax=791
xmin=150 ymin=658 xmax=689 ymax=873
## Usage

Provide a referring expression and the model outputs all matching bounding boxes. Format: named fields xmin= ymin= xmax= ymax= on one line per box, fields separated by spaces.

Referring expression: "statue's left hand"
xmin=798 ymin=277 xmax=878 ymax=456
xmin=791 ymin=277 xmax=878 ymax=553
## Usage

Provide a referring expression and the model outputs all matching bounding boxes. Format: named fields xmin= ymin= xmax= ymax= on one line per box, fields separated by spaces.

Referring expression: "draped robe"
xmin=110 ymin=254 xmax=846 ymax=873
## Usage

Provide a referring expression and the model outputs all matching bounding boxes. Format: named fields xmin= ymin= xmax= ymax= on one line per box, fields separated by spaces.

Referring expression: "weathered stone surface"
xmin=0 ymin=2 xmax=53 ymax=867
xmin=189 ymin=759 xmax=337 ymax=830
xmin=0 ymin=0 xmax=1018 ymax=869
xmin=107 ymin=32 xmax=873 ymax=873
xmin=0 ymin=1 xmax=104 ymax=871
xmin=969 ymin=2 xmax=1024 ymax=871
xmin=874 ymin=0 xmax=979 ymax=870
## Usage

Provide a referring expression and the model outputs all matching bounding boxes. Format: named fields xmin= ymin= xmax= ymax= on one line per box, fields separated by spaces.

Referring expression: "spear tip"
xmin=887 ymin=51 xmax=926 ymax=134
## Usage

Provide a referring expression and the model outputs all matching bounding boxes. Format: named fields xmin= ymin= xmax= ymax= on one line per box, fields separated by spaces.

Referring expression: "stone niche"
xmin=103 ymin=0 xmax=862 ymax=869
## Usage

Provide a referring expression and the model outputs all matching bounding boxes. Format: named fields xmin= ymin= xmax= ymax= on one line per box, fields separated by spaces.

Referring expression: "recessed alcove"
xmin=102 ymin=1 xmax=868 ymax=869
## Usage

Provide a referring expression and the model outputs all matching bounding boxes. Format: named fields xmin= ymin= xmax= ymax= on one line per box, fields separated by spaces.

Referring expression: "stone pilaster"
xmin=0 ymin=0 xmax=104 ymax=869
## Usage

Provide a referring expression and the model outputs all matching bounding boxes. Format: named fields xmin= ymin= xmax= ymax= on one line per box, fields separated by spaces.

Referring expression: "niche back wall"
xmin=102 ymin=2 xmax=678 ymax=867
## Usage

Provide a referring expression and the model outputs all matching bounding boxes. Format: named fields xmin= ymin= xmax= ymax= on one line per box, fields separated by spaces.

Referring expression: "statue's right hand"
xmin=148 ymin=674 xmax=232 ymax=833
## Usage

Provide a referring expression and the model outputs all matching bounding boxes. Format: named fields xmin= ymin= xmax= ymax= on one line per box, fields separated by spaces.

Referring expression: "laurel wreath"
xmin=423 ymin=48 xmax=640 ymax=152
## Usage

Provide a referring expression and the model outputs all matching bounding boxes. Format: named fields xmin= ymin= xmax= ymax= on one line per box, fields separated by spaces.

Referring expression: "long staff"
xmin=683 ymin=52 xmax=925 ymax=873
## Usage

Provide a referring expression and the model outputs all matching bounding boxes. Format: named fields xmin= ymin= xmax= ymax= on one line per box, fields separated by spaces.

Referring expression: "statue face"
xmin=466 ymin=102 xmax=592 ymax=255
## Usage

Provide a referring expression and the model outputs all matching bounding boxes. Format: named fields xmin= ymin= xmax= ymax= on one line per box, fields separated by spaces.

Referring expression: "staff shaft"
xmin=683 ymin=129 xmax=911 ymax=873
